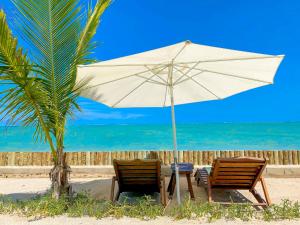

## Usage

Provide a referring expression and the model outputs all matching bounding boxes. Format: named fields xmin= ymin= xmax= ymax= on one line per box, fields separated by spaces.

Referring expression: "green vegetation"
xmin=0 ymin=194 xmax=300 ymax=222
xmin=0 ymin=0 xmax=111 ymax=198
xmin=263 ymin=199 xmax=300 ymax=221
xmin=171 ymin=198 xmax=257 ymax=222
xmin=0 ymin=194 xmax=164 ymax=220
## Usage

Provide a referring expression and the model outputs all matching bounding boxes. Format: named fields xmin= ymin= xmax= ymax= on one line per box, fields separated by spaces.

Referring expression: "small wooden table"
xmin=167 ymin=163 xmax=195 ymax=200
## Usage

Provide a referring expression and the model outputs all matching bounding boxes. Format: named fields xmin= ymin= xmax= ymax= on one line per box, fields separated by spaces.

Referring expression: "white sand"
xmin=1 ymin=177 xmax=300 ymax=224
xmin=0 ymin=215 xmax=299 ymax=225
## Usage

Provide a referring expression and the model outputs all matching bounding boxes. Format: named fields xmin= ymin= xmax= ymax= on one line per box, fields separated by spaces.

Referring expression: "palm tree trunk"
xmin=49 ymin=149 xmax=71 ymax=199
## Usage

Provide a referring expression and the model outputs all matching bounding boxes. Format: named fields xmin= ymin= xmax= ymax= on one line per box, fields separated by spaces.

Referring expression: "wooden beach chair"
xmin=195 ymin=157 xmax=271 ymax=207
xmin=110 ymin=159 xmax=167 ymax=206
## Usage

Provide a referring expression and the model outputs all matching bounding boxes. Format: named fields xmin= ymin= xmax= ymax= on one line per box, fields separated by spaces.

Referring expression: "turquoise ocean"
xmin=0 ymin=122 xmax=299 ymax=152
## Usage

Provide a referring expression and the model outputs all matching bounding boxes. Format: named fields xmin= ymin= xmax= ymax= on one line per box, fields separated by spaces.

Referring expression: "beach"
xmin=0 ymin=0 xmax=299 ymax=224
xmin=1 ymin=176 xmax=300 ymax=224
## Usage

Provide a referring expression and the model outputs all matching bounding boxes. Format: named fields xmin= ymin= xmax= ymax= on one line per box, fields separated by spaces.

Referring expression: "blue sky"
xmin=1 ymin=0 xmax=299 ymax=125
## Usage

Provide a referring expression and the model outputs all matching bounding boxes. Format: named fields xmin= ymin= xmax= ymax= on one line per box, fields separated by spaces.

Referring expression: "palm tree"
xmin=0 ymin=0 xmax=111 ymax=198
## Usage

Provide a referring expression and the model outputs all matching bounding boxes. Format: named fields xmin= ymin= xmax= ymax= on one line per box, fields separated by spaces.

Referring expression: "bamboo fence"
xmin=0 ymin=150 xmax=299 ymax=166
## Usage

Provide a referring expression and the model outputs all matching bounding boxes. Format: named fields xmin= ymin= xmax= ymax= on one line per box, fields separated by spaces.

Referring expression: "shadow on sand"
xmin=0 ymin=177 xmax=256 ymax=206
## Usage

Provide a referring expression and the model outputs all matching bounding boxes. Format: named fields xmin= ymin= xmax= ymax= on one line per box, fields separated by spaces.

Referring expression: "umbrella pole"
xmin=169 ymin=63 xmax=181 ymax=205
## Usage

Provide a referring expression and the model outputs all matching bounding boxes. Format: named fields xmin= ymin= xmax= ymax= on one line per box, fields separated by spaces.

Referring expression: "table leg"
xmin=168 ymin=173 xmax=176 ymax=199
xmin=167 ymin=173 xmax=174 ymax=192
xmin=186 ymin=173 xmax=195 ymax=200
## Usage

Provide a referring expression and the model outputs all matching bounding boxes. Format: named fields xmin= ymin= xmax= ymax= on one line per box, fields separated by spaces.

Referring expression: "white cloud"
xmin=76 ymin=110 xmax=144 ymax=120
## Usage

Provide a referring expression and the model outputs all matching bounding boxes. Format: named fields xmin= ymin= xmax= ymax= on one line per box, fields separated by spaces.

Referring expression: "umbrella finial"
xmin=185 ymin=40 xmax=192 ymax=44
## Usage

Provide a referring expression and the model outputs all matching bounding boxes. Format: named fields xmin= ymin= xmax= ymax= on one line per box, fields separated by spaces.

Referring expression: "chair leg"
xmin=161 ymin=176 xmax=167 ymax=206
xmin=207 ymin=177 xmax=212 ymax=203
xmin=250 ymin=188 xmax=267 ymax=209
xmin=115 ymin=190 xmax=120 ymax=201
xmin=186 ymin=173 xmax=195 ymax=200
xmin=160 ymin=183 xmax=163 ymax=206
xmin=110 ymin=176 xmax=116 ymax=202
xmin=194 ymin=169 xmax=200 ymax=186
xmin=260 ymin=177 xmax=271 ymax=206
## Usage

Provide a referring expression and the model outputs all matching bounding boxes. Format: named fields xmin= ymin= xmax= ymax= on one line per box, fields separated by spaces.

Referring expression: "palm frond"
xmin=61 ymin=0 xmax=111 ymax=118
xmin=0 ymin=9 xmax=56 ymax=157
xmin=76 ymin=0 xmax=111 ymax=66
xmin=0 ymin=10 xmax=28 ymax=77
xmin=11 ymin=0 xmax=82 ymax=131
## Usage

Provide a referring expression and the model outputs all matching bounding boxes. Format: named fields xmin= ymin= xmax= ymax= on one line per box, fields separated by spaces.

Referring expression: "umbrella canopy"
xmin=77 ymin=41 xmax=283 ymax=108
xmin=76 ymin=41 xmax=284 ymax=204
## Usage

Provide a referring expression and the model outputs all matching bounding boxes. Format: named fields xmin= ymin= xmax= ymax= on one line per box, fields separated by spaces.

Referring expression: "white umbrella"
xmin=76 ymin=41 xmax=284 ymax=204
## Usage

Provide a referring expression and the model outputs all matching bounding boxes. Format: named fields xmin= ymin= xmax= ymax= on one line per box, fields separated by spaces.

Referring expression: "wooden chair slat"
xmin=218 ymin=172 xmax=257 ymax=175
xmin=212 ymin=185 xmax=252 ymax=188
xmin=213 ymin=179 xmax=253 ymax=184
xmin=117 ymin=161 xmax=158 ymax=165
xmin=119 ymin=170 xmax=157 ymax=174
xmin=217 ymin=158 xmax=265 ymax=163
xmin=120 ymin=173 xmax=158 ymax=178
xmin=123 ymin=180 xmax=158 ymax=184
xmin=219 ymin=168 xmax=258 ymax=172
xmin=118 ymin=165 xmax=157 ymax=170
xmin=122 ymin=177 xmax=157 ymax=181
xmin=219 ymin=163 xmax=264 ymax=167
xmin=215 ymin=175 xmax=255 ymax=180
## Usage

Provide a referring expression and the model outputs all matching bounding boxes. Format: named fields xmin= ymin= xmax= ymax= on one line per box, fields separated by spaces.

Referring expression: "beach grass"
xmin=0 ymin=193 xmax=300 ymax=222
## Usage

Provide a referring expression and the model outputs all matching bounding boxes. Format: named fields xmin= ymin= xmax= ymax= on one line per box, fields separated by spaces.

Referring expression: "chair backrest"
xmin=209 ymin=157 xmax=267 ymax=190
xmin=113 ymin=159 xmax=161 ymax=193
